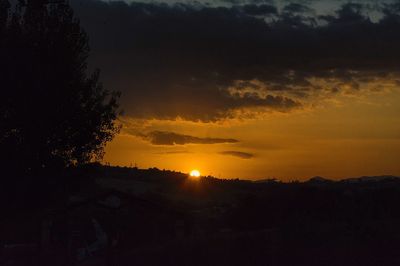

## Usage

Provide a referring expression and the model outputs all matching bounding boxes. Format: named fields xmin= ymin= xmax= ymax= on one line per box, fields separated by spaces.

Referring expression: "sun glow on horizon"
xmin=190 ymin=169 xmax=201 ymax=177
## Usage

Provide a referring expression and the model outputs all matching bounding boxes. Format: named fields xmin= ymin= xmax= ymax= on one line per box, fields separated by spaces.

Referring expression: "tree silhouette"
xmin=0 ymin=0 xmax=120 ymax=178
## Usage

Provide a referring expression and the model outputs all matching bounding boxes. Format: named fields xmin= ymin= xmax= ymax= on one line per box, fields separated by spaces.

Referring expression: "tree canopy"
xmin=0 ymin=0 xmax=120 ymax=177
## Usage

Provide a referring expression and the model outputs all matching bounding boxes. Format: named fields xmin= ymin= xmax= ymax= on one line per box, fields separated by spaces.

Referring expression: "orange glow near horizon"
xmin=103 ymin=87 xmax=400 ymax=181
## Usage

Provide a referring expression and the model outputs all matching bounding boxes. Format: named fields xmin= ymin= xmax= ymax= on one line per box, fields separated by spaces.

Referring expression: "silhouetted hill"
xmin=342 ymin=175 xmax=400 ymax=183
xmin=83 ymin=164 xmax=400 ymax=185
xmin=3 ymin=164 xmax=400 ymax=266
xmin=307 ymin=176 xmax=333 ymax=183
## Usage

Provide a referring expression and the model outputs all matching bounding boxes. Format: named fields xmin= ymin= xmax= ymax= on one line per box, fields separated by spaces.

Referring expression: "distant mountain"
xmin=307 ymin=176 xmax=333 ymax=183
xmin=342 ymin=175 xmax=400 ymax=183
xmin=254 ymin=178 xmax=278 ymax=184
xmin=302 ymin=175 xmax=400 ymax=184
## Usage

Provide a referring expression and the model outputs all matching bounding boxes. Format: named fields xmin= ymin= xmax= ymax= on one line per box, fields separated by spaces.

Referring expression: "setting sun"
xmin=190 ymin=169 xmax=201 ymax=177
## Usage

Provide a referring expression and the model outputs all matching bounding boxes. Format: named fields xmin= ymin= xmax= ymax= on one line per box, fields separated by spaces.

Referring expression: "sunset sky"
xmin=70 ymin=0 xmax=400 ymax=180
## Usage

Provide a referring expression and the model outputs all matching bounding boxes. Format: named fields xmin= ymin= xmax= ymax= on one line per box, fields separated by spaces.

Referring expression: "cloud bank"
xmin=71 ymin=0 xmax=400 ymax=121
xmin=140 ymin=131 xmax=239 ymax=145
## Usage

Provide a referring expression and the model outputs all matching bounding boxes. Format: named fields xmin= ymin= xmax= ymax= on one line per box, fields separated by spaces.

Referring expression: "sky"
xmin=70 ymin=0 xmax=400 ymax=180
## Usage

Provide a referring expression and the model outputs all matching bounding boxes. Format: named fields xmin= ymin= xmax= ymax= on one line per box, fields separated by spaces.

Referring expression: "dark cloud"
xmin=220 ymin=0 xmax=274 ymax=5
xmin=140 ymin=131 xmax=239 ymax=145
xmin=70 ymin=0 xmax=400 ymax=121
xmin=319 ymin=3 xmax=365 ymax=24
xmin=242 ymin=4 xmax=277 ymax=15
xmin=219 ymin=151 xmax=254 ymax=159
xmin=282 ymin=3 xmax=312 ymax=14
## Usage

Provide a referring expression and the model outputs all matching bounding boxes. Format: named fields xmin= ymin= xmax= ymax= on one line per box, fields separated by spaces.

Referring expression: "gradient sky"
xmin=70 ymin=0 xmax=400 ymax=180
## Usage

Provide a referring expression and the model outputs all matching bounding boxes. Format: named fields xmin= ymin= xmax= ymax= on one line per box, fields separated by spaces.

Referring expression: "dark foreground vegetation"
xmin=2 ymin=1 xmax=400 ymax=265
xmin=2 ymin=164 xmax=400 ymax=266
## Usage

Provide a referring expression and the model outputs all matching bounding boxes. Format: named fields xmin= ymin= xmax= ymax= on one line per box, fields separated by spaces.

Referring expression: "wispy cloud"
xmin=219 ymin=151 xmax=254 ymax=159
xmin=140 ymin=131 xmax=239 ymax=145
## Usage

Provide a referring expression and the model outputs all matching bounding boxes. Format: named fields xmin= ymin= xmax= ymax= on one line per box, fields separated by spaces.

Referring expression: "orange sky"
xmin=75 ymin=0 xmax=400 ymax=181
xmin=103 ymin=82 xmax=400 ymax=181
